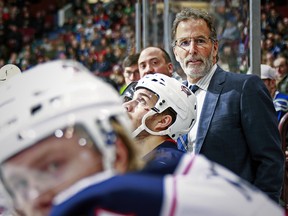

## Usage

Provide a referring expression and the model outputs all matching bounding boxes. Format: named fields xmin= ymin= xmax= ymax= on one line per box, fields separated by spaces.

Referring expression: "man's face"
xmin=123 ymin=64 xmax=140 ymax=85
xmin=173 ymin=19 xmax=218 ymax=81
xmin=1 ymin=126 xmax=102 ymax=216
xmin=262 ymin=78 xmax=276 ymax=97
xmin=274 ymin=58 xmax=288 ymax=77
xmin=138 ymin=47 xmax=173 ymax=78
xmin=123 ymin=88 xmax=158 ymax=132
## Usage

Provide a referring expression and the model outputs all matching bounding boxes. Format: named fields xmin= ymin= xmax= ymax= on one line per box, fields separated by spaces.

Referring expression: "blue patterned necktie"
xmin=189 ymin=85 xmax=199 ymax=93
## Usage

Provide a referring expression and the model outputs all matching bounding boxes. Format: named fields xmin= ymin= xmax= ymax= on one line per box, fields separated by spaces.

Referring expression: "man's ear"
xmin=154 ymin=114 xmax=173 ymax=131
xmin=114 ymin=137 xmax=129 ymax=173
xmin=173 ymin=47 xmax=180 ymax=63
xmin=168 ymin=62 xmax=174 ymax=75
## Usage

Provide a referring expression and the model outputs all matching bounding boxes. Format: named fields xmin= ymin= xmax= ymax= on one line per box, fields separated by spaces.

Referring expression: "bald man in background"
xmin=138 ymin=46 xmax=182 ymax=81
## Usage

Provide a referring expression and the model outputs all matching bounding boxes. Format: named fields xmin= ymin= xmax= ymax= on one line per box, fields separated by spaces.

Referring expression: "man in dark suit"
xmin=172 ymin=8 xmax=284 ymax=203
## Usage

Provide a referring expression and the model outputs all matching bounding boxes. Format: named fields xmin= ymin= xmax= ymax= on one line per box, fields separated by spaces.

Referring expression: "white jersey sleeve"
xmin=161 ymin=154 xmax=284 ymax=216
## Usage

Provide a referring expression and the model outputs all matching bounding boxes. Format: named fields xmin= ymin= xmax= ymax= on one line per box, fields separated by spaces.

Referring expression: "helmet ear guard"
xmin=133 ymin=73 xmax=197 ymax=140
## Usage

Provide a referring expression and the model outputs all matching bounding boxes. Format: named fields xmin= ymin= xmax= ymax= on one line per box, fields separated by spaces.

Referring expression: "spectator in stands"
xmin=93 ymin=53 xmax=112 ymax=76
xmin=123 ymin=73 xmax=196 ymax=168
xmin=274 ymin=56 xmax=288 ymax=94
xmin=2 ymin=0 xmax=287 ymax=87
xmin=267 ymin=8 xmax=282 ymax=32
xmin=109 ymin=64 xmax=126 ymax=93
xmin=33 ymin=11 xmax=45 ymax=39
xmin=172 ymin=8 xmax=284 ymax=203
xmin=265 ymin=52 xmax=276 ymax=67
xmin=220 ymin=20 xmax=240 ymax=44
xmin=260 ymin=64 xmax=288 ymax=122
xmin=283 ymin=17 xmax=288 ymax=39
xmin=105 ymin=46 xmax=118 ymax=65
xmin=6 ymin=24 xmax=22 ymax=53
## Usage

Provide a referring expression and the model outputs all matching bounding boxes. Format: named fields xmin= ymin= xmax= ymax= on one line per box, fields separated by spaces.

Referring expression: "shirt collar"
xmin=188 ymin=64 xmax=217 ymax=91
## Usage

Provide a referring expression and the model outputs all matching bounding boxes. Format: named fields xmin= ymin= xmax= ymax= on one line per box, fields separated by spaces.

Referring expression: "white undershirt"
xmin=187 ymin=64 xmax=217 ymax=154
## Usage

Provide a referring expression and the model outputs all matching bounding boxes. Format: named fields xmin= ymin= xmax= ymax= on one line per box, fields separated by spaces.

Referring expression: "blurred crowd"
xmin=0 ymin=0 xmax=136 ymax=81
xmin=0 ymin=0 xmax=287 ymax=87
xmin=210 ymin=0 xmax=288 ymax=73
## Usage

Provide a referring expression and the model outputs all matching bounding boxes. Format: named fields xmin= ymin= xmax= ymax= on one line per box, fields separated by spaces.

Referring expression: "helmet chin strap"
xmin=132 ymin=109 xmax=170 ymax=138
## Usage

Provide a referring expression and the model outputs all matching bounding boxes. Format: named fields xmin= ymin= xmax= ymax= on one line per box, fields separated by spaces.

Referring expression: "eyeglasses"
xmin=124 ymin=70 xmax=140 ymax=78
xmin=173 ymin=36 xmax=215 ymax=51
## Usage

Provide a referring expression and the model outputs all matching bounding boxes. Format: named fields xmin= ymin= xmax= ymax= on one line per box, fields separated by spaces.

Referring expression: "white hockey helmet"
xmin=0 ymin=60 xmax=131 ymax=171
xmin=0 ymin=63 xmax=21 ymax=86
xmin=132 ymin=73 xmax=197 ymax=139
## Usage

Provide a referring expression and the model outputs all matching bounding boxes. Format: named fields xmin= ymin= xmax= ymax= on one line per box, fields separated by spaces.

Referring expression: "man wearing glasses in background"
xmin=120 ymin=53 xmax=141 ymax=94
xmin=172 ymin=8 xmax=284 ymax=204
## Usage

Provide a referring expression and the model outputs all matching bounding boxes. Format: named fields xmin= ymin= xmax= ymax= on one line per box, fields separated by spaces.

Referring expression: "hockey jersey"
xmin=50 ymin=154 xmax=284 ymax=216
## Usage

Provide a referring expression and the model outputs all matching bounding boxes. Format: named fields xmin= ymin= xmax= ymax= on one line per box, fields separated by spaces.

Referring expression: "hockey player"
xmin=123 ymin=73 xmax=197 ymax=168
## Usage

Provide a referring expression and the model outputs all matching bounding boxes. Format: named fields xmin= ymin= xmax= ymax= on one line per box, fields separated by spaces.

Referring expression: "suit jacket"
xmin=180 ymin=66 xmax=284 ymax=203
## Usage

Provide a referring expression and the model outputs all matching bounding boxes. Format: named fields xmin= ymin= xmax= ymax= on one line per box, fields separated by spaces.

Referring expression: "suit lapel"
xmin=195 ymin=67 xmax=226 ymax=154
